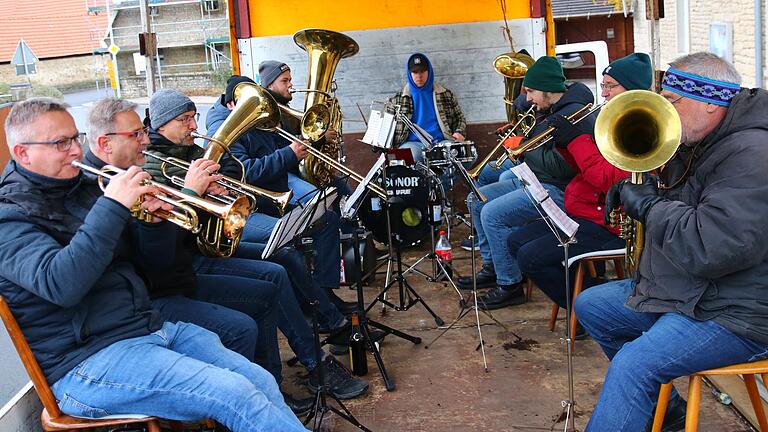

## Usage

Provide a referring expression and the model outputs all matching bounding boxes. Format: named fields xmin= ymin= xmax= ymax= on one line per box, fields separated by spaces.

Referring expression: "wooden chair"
xmin=548 ymin=248 xmax=626 ymax=349
xmin=652 ymin=359 xmax=768 ymax=432
xmin=0 ymin=295 xmax=162 ymax=431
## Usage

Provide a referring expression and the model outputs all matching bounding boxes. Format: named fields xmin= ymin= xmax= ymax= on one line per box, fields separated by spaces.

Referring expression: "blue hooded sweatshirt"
xmin=406 ymin=53 xmax=444 ymax=143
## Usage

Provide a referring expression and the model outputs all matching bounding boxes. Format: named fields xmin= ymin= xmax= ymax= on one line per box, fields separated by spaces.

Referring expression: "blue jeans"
xmin=51 ymin=322 xmax=307 ymax=432
xmin=287 ymin=172 xmax=349 ymax=288
xmin=474 ymin=159 xmax=514 ymax=187
xmin=193 ymin=255 xmax=321 ymax=374
xmin=151 ymin=295 xmax=259 ymax=361
xmin=469 ymin=178 xmax=565 ymax=285
xmin=236 ymin=241 xmax=345 ymax=330
xmin=512 ymin=219 xmax=624 ymax=308
xmin=575 ymin=280 xmax=768 ymax=431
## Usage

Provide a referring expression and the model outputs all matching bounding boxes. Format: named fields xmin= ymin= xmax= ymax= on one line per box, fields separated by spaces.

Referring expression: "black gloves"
xmin=550 ymin=115 xmax=582 ymax=148
xmin=603 ymin=175 xmax=663 ymax=225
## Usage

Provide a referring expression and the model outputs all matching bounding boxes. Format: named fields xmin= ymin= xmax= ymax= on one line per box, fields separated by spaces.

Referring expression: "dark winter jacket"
xmin=83 ymin=150 xmax=196 ymax=299
xmin=0 ymin=161 xmax=173 ymax=383
xmin=514 ymin=82 xmax=595 ymax=190
xmin=627 ymin=88 xmax=768 ymax=344
xmin=206 ymin=100 xmax=298 ymax=215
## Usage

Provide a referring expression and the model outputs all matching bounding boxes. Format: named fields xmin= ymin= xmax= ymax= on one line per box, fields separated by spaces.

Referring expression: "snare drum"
xmin=426 ymin=140 xmax=478 ymax=168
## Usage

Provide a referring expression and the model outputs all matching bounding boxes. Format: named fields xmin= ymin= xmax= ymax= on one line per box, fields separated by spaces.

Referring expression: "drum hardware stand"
xmin=424 ymin=157 xmax=508 ymax=372
xmin=304 ymin=301 xmax=372 ymax=431
xmin=366 ymin=154 xmax=445 ymax=326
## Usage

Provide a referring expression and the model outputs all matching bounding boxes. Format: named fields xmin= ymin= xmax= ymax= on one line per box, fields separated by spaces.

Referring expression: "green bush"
xmin=31 ymin=84 xmax=63 ymax=99
xmin=211 ymin=68 xmax=233 ymax=88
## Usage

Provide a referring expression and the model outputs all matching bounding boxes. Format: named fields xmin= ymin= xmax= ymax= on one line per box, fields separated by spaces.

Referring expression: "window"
xmin=149 ymin=6 xmax=159 ymax=17
xmin=203 ymin=0 xmax=219 ymax=11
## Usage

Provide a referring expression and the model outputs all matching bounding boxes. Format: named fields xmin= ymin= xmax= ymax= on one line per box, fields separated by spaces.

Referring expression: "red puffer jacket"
xmin=556 ymin=134 xmax=629 ymax=235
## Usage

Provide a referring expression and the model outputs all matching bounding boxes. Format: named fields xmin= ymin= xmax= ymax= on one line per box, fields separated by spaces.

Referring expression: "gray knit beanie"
xmin=259 ymin=61 xmax=290 ymax=88
xmin=149 ymin=88 xmax=196 ymax=129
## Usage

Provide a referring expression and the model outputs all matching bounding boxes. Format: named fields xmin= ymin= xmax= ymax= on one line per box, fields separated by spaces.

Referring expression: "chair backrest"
xmin=0 ymin=295 xmax=62 ymax=418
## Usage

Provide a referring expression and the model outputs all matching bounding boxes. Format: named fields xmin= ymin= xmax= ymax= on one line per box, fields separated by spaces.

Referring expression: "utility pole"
xmin=138 ymin=0 xmax=157 ymax=96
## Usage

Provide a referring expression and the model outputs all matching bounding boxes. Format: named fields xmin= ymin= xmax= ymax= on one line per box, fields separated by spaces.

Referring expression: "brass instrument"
xmin=293 ymin=28 xmax=359 ymax=186
xmin=498 ymin=102 xmax=603 ymax=166
xmin=72 ymin=162 xmax=250 ymax=243
xmin=467 ymin=105 xmax=536 ymax=180
xmin=493 ymin=51 xmax=535 ymax=123
xmin=141 ymin=151 xmax=293 ymax=215
xmin=594 ymin=90 xmax=681 ymax=272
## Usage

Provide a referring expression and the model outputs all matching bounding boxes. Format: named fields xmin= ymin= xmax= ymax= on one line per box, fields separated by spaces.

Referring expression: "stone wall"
xmin=121 ymin=71 xmax=219 ymax=98
xmin=0 ymin=54 xmax=108 ymax=91
xmin=634 ymin=0 xmax=766 ymax=87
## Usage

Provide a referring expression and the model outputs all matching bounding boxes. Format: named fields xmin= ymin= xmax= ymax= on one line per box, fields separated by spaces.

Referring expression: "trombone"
xmin=467 ymin=105 xmax=536 ymax=179
xmin=73 ymin=161 xmax=248 ymax=237
xmin=497 ymin=102 xmax=603 ymax=165
xmin=141 ymin=151 xmax=293 ymax=215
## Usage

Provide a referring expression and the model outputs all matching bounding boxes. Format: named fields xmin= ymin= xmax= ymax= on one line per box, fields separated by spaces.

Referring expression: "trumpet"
xmin=497 ymin=102 xmax=603 ymax=165
xmin=141 ymin=151 xmax=293 ymax=215
xmin=72 ymin=161 xmax=250 ymax=239
xmin=467 ymin=105 xmax=536 ymax=179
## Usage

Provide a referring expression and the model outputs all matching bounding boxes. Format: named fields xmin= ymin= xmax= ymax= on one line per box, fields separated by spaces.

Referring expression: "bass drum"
xmin=359 ymin=165 xmax=436 ymax=247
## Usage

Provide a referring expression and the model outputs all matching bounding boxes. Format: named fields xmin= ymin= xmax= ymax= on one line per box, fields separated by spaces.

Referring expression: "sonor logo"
xmin=385 ymin=177 xmax=421 ymax=188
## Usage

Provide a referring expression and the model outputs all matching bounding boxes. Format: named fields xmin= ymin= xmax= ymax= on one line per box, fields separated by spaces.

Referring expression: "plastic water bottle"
xmin=711 ymin=387 xmax=732 ymax=405
xmin=435 ymin=230 xmax=453 ymax=278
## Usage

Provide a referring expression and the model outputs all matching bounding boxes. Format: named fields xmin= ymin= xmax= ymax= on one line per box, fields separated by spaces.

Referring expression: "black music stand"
xmin=338 ymin=157 xmax=424 ymax=392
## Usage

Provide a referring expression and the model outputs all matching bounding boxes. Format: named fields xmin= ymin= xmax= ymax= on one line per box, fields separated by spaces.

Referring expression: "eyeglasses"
xmin=105 ymin=127 xmax=149 ymax=140
xmin=600 ymin=82 xmax=621 ymax=91
xmin=173 ymin=113 xmax=200 ymax=125
xmin=20 ymin=132 xmax=86 ymax=152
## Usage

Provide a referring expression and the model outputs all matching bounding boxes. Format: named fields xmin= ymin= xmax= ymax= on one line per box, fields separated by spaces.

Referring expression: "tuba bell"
xmin=595 ymin=90 xmax=681 ymax=272
xmin=293 ymin=28 xmax=359 ymax=186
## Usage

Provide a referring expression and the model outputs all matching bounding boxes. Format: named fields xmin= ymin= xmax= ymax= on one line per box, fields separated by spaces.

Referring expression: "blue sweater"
xmin=0 ymin=162 xmax=176 ymax=383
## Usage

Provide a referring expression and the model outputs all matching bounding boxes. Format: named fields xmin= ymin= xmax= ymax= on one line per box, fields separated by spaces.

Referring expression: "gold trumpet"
xmin=467 ymin=105 xmax=536 ymax=180
xmin=497 ymin=102 xmax=603 ymax=165
xmin=141 ymin=151 xmax=293 ymax=215
xmin=72 ymin=161 xmax=250 ymax=239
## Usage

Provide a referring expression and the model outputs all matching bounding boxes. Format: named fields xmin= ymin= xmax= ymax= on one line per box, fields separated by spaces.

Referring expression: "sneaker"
xmin=646 ymin=395 xmax=686 ymax=432
xmin=456 ymin=263 xmax=496 ymax=290
xmin=281 ymin=391 xmax=314 ymax=416
xmin=460 ymin=238 xmax=480 ymax=251
xmin=477 ymin=284 xmax=527 ymax=310
xmin=307 ymin=355 xmax=369 ymax=399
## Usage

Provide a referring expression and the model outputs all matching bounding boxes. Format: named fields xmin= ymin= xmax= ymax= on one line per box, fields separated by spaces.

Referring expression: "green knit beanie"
xmin=603 ymin=53 xmax=653 ymax=91
xmin=523 ymin=56 xmax=566 ymax=92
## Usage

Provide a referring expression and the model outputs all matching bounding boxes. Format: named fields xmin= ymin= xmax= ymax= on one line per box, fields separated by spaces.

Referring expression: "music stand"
xmin=423 ymin=155 xmax=509 ymax=372
xmin=511 ymin=163 xmax=580 ymax=432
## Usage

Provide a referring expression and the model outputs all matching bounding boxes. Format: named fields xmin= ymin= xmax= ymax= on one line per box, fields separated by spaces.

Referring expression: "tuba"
xmin=595 ymin=90 xmax=681 ymax=273
xmin=467 ymin=51 xmax=535 ymax=180
xmin=293 ymin=28 xmax=359 ymax=186
xmin=189 ymin=82 xmax=281 ymax=257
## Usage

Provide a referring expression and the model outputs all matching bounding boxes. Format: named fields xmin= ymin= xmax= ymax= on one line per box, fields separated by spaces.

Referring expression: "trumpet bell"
xmin=493 ymin=52 xmax=534 ymax=79
xmin=594 ymin=90 xmax=681 ymax=173
xmin=221 ymin=195 xmax=251 ymax=238
xmin=301 ymin=104 xmax=332 ymax=142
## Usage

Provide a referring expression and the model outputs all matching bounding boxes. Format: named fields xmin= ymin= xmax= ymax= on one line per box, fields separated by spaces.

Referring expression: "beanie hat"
xmin=149 ymin=88 xmax=196 ymax=129
xmin=408 ymin=53 xmax=429 ymax=72
xmin=523 ymin=56 xmax=566 ymax=92
xmin=224 ymin=75 xmax=256 ymax=105
xmin=259 ymin=60 xmax=290 ymax=88
xmin=603 ymin=53 xmax=653 ymax=91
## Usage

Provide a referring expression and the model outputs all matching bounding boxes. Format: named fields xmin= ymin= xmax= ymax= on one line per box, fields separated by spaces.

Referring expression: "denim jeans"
xmin=193 ymin=255 xmax=321 ymax=374
xmin=468 ymin=178 xmax=565 ymax=285
xmin=241 ymin=211 xmax=280 ymax=244
xmin=474 ymin=159 xmax=515 ymax=187
xmin=512 ymin=219 xmax=624 ymax=308
xmin=236 ymin=241 xmax=345 ymax=329
xmin=574 ymin=280 xmax=768 ymax=431
xmin=51 ymin=322 xmax=307 ymax=432
xmin=287 ymin=172 xmax=347 ymax=288
xmin=151 ymin=295 xmax=258 ymax=361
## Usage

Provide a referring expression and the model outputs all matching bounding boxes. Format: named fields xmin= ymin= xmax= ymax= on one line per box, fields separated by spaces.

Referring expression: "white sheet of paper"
xmin=343 ymin=154 xmax=386 ymax=217
xmin=362 ymin=110 xmax=384 ymax=145
xmin=510 ymin=162 xmax=579 ymax=238
xmin=376 ymin=112 xmax=396 ymax=148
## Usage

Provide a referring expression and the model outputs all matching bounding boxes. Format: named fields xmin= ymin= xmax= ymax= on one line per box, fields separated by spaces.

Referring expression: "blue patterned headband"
xmin=661 ymin=67 xmax=741 ymax=106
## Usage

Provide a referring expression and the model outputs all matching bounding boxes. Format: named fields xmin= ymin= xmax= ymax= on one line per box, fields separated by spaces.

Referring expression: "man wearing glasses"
xmin=576 ymin=52 xmax=768 ymax=431
xmin=0 ymin=97 xmax=306 ymax=430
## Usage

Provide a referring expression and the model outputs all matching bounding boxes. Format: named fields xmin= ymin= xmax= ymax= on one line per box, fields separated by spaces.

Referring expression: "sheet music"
xmin=361 ymin=110 xmax=395 ymax=148
xmin=342 ymin=154 xmax=385 ymax=218
xmin=261 ymin=187 xmax=338 ymax=259
xmin=510 ymin=163 xmax=579 ymax=238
